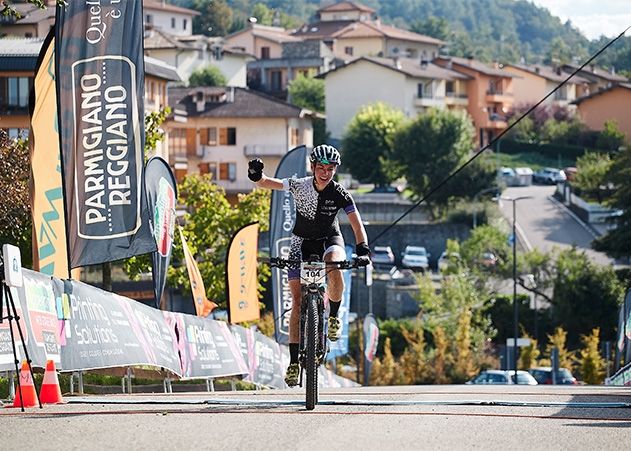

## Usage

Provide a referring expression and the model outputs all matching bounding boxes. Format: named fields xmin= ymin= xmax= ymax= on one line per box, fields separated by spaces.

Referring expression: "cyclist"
xmin=247 ymin=144 xmax=371 ymax=386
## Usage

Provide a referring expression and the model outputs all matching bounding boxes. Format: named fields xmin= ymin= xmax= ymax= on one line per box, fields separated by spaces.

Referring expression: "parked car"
xmin=528 ymin=367 xmax=578 ymax=385
xmin=499 ymin=167 xmax=517 ymax=186
xmin=371 ymin=246 xmax=395 ymax=268
xmin=533 ymin=167 xmax=567 ymax=184
xmin=401 ymin=246 xmax=430 ymax=272
xmin=466 ymin=370 xmax=538 ymax=385
xmin=479 ymin=251 xmax=498 ymax=268
xmin=438 ymin=251 xmax=460 ymax=273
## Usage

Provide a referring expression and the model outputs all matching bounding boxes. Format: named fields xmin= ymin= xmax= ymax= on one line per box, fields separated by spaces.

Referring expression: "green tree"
xmin=188 ymin=65 xmax=227 ymax=87
xmin=517 ymin=332 xmax=540 ymax=370
xmin=341 ymin=102 xmax=405 ymax=187
xmin=452 ymin=309 xmax=476 ymax=382
xmin=593 ymin=144 xmax=631 ymax=259
xmin=0 ymin=131 xmax=32 ymax=267
xmin=251 ymin=3 xmax=273 ymax=25
xmin=544 ymin=327 xmax=575 ymax=369
xmin=578 ymin=328 xmax=605 ymax=384
xmin=596 ymin=119 xmax=627 ymax=151
xmin=145 ymin=107 xmax=172 ymax=156
xmin=398 ymin=322 xmax=429 ymax=384
xmin=392 ymin=108 xmax=474 ymax=217
xmin=551 ymin=248 xmax=623 ymax=348
xmin=410 ymin=16 xmax=450 ymax=41
xmin=193 ymin=0 xmax=233 ymax=36
xmin=545 ymin=36 xmax=573 ymax=65
xmin=574 ymin=151 xmax=612 ymax=202
xmin=125 ymin=175 xmax=270 ymax=307
xmin=430 ymin=325 xmax=450 ymax=384
xmin=287 ymin=74 xmax=324 ymax=112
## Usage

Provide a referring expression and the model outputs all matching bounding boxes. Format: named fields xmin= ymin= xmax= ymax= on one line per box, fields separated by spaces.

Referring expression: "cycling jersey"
xmin=282 ymin=176 xmax=356 ymax=239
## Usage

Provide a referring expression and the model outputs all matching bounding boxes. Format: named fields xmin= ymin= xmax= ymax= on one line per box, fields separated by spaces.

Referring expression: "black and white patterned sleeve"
xmin=335 ymin=183 xmax=356 ymax=215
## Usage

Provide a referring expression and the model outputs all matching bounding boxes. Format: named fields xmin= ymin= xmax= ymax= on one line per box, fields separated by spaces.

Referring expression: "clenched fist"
xmin=248 ymin=158 xmax=264 ymax=182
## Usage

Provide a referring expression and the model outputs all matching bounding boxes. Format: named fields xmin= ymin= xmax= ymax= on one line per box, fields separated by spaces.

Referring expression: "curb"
xmin=547 ymin=195 xmax=600 ymax=240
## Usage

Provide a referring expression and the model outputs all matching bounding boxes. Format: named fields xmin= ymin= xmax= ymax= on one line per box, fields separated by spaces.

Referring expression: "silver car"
xmin=466 ymin=370 xmax=538 ymax=385
xmin=533 ymin=167 xmax=566 ymax=184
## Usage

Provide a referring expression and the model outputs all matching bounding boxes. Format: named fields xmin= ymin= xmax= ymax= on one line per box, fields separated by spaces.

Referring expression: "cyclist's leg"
xmin=323 ymin=235 xmax=346 ymax=341
xmin=285 ymin=235 xmax=303 ymax=387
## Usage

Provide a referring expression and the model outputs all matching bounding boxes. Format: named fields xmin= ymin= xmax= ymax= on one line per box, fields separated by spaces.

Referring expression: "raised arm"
xmin=248 ymin=158 xmax=284 ymax=190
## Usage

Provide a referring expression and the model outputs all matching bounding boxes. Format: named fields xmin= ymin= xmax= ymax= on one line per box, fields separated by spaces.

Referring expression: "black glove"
xmin=355 ymin=242 xmax=371 ymax=257
xmin=248 ymin=158 xmax=264 ymax=182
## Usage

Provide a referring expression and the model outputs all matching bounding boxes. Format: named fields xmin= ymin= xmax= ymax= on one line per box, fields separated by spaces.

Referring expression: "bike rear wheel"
xmin=305 ymin=293 xmax=319 ymax=410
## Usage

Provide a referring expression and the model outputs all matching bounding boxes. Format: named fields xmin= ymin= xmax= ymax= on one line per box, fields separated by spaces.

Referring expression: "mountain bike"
xmin=267 ymin=255 xmax=369 ymax=410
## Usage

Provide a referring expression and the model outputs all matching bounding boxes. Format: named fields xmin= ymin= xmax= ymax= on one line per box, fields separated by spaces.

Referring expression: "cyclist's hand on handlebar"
xmin=355 ymin=242 xmax=371 ymax=257
xmin=248 ymin=158 xmax=264 ymax=182
xmin=354 ymin=255 xmax=371 ymax=267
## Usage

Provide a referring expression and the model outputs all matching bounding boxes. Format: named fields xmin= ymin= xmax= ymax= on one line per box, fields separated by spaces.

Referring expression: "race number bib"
xmin=301 ymin=261 xmax=326 ymax=282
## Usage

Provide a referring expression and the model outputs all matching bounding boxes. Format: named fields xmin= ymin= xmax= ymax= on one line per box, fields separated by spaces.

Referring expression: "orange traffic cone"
xmin=12 ymin=361 xmax=38 ymax=408
xmin=40 ymin=360 xmax=64 ymax=404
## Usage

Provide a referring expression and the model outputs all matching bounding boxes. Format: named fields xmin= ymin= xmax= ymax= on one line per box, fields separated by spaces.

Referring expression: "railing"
xmin=243 ymin=144 xmax=286 ymax=157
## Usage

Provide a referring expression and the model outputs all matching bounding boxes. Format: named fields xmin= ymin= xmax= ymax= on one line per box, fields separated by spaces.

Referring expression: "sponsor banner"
xmin=363 ymin=314 xmax=379 ymax=385
xmin=269 ymin=145 xmax=308 ymax=343
xmin=59 ymin=279 xmax=181 ymax=374
xmin=318 ymin=366 xmax=361 ymax=388
xmin=145 ymin=157 xmax=177 ymax=307
xmin=55 ymin=2 xmax=156 ymax=267
xmin=230 ymin=325 xmax=284 ymax=388
xmin=167 ymin=313 xmax=248 ymax=379
xmin=614 ymin=289 xmax=631 ymax=369
xmin=327 ymin=245 xmax=353 ymax=360
xmin=29 ymin=30 xmax=69 ymax=278
xmin=179 ymin=227 xmax=217 ymax=317
xmin=607 ymin=361 xmax=631 ymax=386
xmin=0 ymin=269 xmax=61 ymax=370
xmin=226 ymin=223 xmax=260 ymax=324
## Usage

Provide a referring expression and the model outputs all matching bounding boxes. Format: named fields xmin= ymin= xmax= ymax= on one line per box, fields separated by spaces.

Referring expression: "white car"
xmin=401 ymin=246 xmax=430 ymax=272
xmin=466 ymin=370 xmax=538 ymax=385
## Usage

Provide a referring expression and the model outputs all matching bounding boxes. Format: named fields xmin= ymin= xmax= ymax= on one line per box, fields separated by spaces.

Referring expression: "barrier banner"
xmin=226 ymin=222 xmax=260 ymax=324
xmin=0 ymin=269 xmax=61 ymax=370
xmin=59 ymin=279 xmax=181 ymax=374
xmin=29 ymin=29 xmax=69 ymax=278
xmin=179 ymin=227 xmax=217 ymax=317
xmin=319 ymin=366 xmax=360 ymax=388
xmin=170 ymin=313 xmax=248 ymax=379
xmin=231 ymin=325 xmax=285 ymax=388
xmin=55 ymin=2 xmax=156 ymax=268
xmin=269 ymin=145 xmax=308 ymax=343
xmin=145 ymin=157 xmax=177 ymax=307
xmin=363 ymin=314 xmax=379 ymax=385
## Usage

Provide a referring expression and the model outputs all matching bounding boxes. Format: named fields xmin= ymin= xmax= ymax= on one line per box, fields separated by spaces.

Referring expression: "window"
xmin=261 ymin=46 xmax=270 ymax=59
xmin=6 ymin=128 xmax=28 ymax=139
xmin=168 ymin=128 xmax=187 ymax=157
xmin=207 ymin=127 xmax=217 ymax=145
xmin=417 ymin=81 xmax=433 ymax=98
xmin=183 ymin=19 xmax=187 ymax=30
xmin=146 ymin=14 xmax=153 ymax=24
xmin=270 ymin=71 xmax=282 ymax=91
xmin=204 ymin=127 xmax=235 ymax=146
xmin=290 ymin=128 xmax=300 ymax=146
xmin=171 ymin=18 xmax=176 ymax=28
xmin=219 ymin=162 xmax=236 ymax=181
xmin=446 ymin=81 xmax=454 ymax=96
xmin=344 ymin=46 xmax=353 ymax=56
xmin=0 ymin=76 xmax=31 ymax=112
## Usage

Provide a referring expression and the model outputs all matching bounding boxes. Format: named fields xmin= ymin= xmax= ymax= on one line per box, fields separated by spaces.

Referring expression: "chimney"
xmin=590 ymin=64 xmax=596 ymax=73
xmin=610 ymin=66 xmax=616 ymax=75
xmin=228 ymin=87 xmax=235 ymax=103
xmin=394 ymin=56 xmax=401 ymax=70
xmin=535 ymin=66 xmax=540 ymax=74
xmin=195 ymin=91 xmax=205 ymax=112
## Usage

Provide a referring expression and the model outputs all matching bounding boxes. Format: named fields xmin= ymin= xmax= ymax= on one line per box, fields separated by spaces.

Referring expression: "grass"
xmin=493 ymin=152 xmax=575 ymax=171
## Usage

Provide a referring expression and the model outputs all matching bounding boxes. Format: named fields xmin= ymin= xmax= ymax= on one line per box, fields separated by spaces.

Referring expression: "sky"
xmin=530 ymin=0 xmax=631 ymax=40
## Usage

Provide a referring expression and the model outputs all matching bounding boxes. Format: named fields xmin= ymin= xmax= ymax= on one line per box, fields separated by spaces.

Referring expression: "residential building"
xmin=292 ymin=1 xmax=443 ymax=61
xmin=502 ymin=63 xmax=590 ymax=108
xmin=166 ymin=86 xmax=319 ymax=198
xmin=435 ymin=56 xmax=515 ymax=147
xmin=573 ymin=83 xmax=631 ymax=142
xmin=0 ymin=37 xmax=180 ymax=158
xmin=144 ymin=28 xmax=253 ymax=87
xmin=143 ymin=0 xmax=199 ymax=37
xmin=318 ymin=56 xmax=469 ymax=141
xmin=0 ymin=1 xmax=55 ymax=38
xmin=248 ymin=40 xmax=337 ymax=99
xmin=562 ymin=63 xmax=628 ymax=96
xmin=223 ymin=23 xmax=300 ymax=61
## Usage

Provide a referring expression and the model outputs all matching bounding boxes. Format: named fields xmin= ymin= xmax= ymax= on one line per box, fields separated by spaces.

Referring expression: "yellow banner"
xmin=29 ymin=32 xmax=69 ymax=278
xmin=226 ymin=223 xmax=260 ymax=324
xmin=179 ymin=227 xmax=216 ymax=317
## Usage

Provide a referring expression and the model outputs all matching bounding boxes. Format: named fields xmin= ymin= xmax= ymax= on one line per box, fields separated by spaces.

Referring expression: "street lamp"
xmin=501 ymin=195 xmax=532 ymax=383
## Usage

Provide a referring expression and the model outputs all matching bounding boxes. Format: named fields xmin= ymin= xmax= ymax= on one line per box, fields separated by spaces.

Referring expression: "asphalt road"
xmin=1 ymin=385 xmax=629 ymax=450
xmin=498 ymin=185 xmax=613 ymax=266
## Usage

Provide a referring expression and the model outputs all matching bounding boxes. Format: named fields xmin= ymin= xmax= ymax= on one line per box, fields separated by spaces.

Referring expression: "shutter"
xmin=219 ymin=162 xmax=228 ymax=180
xmin=219 ymin=127 xmax=228 ymax=145
xmin=200 ymin=128 xmax=208 ymax=145
xmin=186 ymin=128 xmax=197 ymax=156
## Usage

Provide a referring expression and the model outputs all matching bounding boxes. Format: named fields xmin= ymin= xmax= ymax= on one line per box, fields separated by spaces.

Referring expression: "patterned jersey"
xmin=282 ymin=176 xmax=356 ymax=239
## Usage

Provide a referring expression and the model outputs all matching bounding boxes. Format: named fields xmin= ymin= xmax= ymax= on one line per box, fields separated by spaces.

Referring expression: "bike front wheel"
xmin=305 ymin=293 xmax=319 ymax=410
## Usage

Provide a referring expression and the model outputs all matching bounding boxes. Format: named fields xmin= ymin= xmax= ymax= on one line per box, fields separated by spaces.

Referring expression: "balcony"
xmin=243 ymin=144 xmax=287 ymax=157
xmin=485 ymin=89 xmax=513 ymax=104
xmin=445 ymin=92 xmax=468 ymax=106
xmin=413 ymin=94 xmax=444 ymax=108
xmin=485 ymin=113 xmax=508 ymax=129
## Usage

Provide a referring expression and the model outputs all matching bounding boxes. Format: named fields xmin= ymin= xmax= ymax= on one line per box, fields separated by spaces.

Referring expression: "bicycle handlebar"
xmin=260 ymin=256 xmax=371 ymax=269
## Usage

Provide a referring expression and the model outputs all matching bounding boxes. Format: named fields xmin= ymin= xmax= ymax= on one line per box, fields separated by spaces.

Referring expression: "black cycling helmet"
xmin=310 ymin=144 xmax=341 ymax=166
